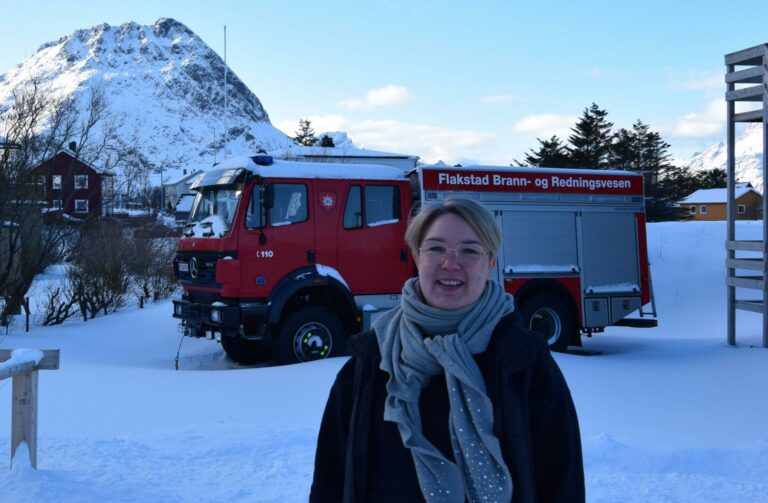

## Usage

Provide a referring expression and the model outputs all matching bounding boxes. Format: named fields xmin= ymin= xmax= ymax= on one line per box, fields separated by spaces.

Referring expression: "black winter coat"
xmin=310 ymin=312 xmax=585 ymax=503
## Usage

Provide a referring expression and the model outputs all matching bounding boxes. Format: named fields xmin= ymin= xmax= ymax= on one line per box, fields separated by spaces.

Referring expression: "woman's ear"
xmin=488 ymin=255 xmax=497 ymax=275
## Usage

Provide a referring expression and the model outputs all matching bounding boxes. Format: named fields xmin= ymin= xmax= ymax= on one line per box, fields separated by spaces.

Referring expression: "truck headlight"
xmin=210 ymin=308 xmax=222 ymax=323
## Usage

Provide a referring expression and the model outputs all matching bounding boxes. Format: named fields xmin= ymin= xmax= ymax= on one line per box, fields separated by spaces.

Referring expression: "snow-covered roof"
xmin=175 ymin=193 xmax=196 ymax=212
xmin=163 ymin=167 xmax=207 ymax=186
xmin=213 ymin=157 xmax=408 ymax=181
xmin=270 ymin=144 xmax=418 ymax=160
xmin=681 ymin=185 xmax=761 ymax=204
xmin=50 ymin=149 xmax=103 ymax=173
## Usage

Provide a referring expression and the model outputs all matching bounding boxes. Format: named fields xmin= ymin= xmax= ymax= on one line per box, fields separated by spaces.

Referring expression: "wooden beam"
xmin=725 ymin=65 xmax=767 ymax=84
xmin=733 ymin=109 xmax=765 ymax=123
xmin=726 ymin=85 xmax=767 ymax=102
xmin=726 ymin=240 xmax=765 ymax=252
xmin=0 ymin=349 xmax=60 ymax=371
xmin=726 ymin=258 xmax=766 ymax=271
xmin=734 ymin=300 xmax=764 ymax=313
xmin=725 ymin=44 xmax=768 ymax=66
xmin=726 ymin=276 xmax=765 ymax=289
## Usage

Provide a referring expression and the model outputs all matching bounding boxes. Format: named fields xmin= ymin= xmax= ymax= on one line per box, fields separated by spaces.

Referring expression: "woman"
xmin=310 ymin=197 xmax=584 ymax=502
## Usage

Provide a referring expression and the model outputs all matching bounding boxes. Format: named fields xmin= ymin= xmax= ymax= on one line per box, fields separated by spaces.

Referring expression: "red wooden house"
xmin=33 ymin=150 xmax=104 ymax=222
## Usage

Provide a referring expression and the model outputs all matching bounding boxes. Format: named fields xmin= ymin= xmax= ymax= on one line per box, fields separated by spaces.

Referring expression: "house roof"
xmin=681 ymin=183 xmax=761 ymax=204
xmin=33 ymin=150 xmax=105 ymax=174
xmin=269 ymin=144 xmax=419 ymax=160
xmin=163 ymin=168 xmax=207 ymax=186
xmin=175 ymin=193 xmax=196 ymax=212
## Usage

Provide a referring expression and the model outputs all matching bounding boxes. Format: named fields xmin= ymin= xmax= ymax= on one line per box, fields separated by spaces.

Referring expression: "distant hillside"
xmin=684 ymin=123 xmax=764 ymax=193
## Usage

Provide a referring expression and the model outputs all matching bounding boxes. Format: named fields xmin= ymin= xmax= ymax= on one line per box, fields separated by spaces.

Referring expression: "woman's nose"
xmin=440 ymin=249 xmax=462 ymax=268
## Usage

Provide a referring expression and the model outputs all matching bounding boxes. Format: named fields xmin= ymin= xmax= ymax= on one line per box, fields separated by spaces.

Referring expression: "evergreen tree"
xmin=631 ymin=121 xmax=686 ymax=221
xmin=519 ymin=135 xmax=572 ymax=167
xmin=567 ymin=103 xmax=614 ymax=169
xmin=608 ymin=127 xmax=638 ymax=171
xmin=695 ymin=168 xmax=727 ymax=189
xmin=292 ymin=119 xmax=317 ymax=146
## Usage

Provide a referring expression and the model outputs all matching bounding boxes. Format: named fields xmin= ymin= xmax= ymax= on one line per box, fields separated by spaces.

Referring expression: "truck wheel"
xmin=276 ymin=306 xmax=345 ymax=364
xmin=519 ymin=293 xmax=575 ymax=352
xmin=221 ymin=335 xmax=270 ymax=365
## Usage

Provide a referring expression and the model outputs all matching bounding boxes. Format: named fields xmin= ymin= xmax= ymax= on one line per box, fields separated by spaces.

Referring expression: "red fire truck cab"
xmin=172 ymin=155 xmax=656 ymax=364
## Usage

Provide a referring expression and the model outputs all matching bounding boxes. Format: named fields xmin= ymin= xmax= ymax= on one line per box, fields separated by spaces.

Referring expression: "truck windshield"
xmin=186 ymin=187 xmax=241 ymax=238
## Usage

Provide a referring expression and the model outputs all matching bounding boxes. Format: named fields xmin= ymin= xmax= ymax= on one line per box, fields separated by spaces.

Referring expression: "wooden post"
xmin=24 ymin=297 xmax=30 ymax=333
xmin=11 ymin=370 xmax=39 ymax=469
xmin=0 ymin=349 xmax=60 ymax=470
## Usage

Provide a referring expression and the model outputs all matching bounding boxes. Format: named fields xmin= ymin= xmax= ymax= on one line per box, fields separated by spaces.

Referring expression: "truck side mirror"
xmin=263 ymin=183 xmax=275 ymax=210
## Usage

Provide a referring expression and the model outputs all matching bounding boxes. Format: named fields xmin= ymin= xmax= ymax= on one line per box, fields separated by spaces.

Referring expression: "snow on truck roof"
xmin=212 ymin=155 xmax=408 ymax=181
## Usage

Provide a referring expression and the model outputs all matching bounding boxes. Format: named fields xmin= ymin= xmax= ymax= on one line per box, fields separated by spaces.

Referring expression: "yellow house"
xmin=680 ymin=182 xmax=763 ymax=220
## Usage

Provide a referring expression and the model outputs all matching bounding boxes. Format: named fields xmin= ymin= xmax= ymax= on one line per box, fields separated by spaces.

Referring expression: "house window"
xmin=738 ymin=204 xmax=746 ymax=214
xmin=75 ymin=199 xmax=89 ymax=213
xmin=52 ymin=200 xmax=62 ymax=210
xmin=689 ymin=206 xmax=697 ymax=214
xmin=700 ymin=205 xmax=707 ymax=214
xmin=39 ymin=175 xmax=46 ymax=186
xmin=74 ymin=175 xmax=88 ymax=189
xmin=52 ymin=175 xmax=62 ymax=189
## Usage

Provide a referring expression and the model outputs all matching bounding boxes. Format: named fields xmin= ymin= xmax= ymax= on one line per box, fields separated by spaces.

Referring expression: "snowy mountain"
xmin=0 ymin=18 xmax=292 ymax=174
xmin=685 ymin=123 xmax=765 ymax=193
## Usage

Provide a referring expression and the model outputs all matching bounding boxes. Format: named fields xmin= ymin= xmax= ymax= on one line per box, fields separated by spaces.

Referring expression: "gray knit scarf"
xmin=372 ymin=278 xmax=515 ymax=503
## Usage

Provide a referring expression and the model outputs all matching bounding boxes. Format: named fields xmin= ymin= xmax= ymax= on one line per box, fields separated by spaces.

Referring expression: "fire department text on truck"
xmin=437 ymin=172 xmax=632 ymax=191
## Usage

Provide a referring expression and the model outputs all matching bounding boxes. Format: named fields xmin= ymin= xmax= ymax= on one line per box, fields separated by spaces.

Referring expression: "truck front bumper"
xmin=172 ymin=299 xmax=269 ymax=339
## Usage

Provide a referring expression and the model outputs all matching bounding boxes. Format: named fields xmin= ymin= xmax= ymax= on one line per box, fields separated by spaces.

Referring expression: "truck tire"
xmin=276 ymin=306 xmax=345 ymax=364
xmin=519 ymin=292 xmax=575 ymax=352
xmin=221 ymin=335 xmax=270 ymax=365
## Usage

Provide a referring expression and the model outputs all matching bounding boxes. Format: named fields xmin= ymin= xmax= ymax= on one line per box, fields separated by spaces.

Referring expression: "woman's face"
xmin=417 ymin=213 xmax=496 ymax=310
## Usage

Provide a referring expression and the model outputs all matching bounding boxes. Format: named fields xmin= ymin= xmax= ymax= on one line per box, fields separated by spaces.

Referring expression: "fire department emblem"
xmin=318 ymin=191 xmax=337 ymax=213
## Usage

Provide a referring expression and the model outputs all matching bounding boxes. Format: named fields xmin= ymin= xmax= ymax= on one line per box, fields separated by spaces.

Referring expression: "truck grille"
xmin=175 ymin=250 xmax=237 ymax=287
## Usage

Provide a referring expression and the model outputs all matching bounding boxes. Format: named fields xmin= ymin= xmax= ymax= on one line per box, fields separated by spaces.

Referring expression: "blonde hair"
xmin=405 ymin=197 xmax=501 ymax=257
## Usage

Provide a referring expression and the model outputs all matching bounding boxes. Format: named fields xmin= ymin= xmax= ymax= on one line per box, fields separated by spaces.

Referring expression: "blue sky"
xmin=2 ymin=0 xmax=767 ymax=164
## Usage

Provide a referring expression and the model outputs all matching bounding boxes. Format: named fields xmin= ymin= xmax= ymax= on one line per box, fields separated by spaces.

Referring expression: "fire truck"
xmin=172 ymin=155 xmax=657 ymax=364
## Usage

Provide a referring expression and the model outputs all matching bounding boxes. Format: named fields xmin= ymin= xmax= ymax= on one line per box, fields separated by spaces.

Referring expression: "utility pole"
xmin=223 ymin=25 xmax=228 ymax=159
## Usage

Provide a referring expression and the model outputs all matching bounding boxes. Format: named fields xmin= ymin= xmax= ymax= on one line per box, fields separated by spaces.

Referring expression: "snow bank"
xmin=0 ymin=221 xmax=767 ymax=502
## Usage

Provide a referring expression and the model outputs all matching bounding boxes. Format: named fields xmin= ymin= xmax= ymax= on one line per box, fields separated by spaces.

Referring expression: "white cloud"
xmin=338 ymin=84 xmax=412 ymax=111
xmin=667 ymin=99 xmax=724 ymax=138
xmin=585 ymin=67 xmax=616 ymax=78
xmin=512 ymin=113 xmax=577 ymax=139
xmin=666 ymin=71 xmax=722 ymax=91
xmin=274 ymin=114 xmax=496 ymax=165
xmin=480 ymin=94 xmax=523 ymax=104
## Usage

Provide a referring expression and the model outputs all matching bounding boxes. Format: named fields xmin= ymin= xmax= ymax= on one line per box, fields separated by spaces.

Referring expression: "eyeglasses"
xmin=418 ymin=242 xmax=489 ymax=265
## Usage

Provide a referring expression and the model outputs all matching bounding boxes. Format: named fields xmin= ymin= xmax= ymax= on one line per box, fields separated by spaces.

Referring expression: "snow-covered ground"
xmin=1 ymin=221 xmax=768 ymax=502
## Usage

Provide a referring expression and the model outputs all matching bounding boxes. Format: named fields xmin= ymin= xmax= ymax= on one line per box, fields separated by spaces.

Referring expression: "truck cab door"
xmin=338 ymin=184 xmax=410 ymax=294
xmin=242 ymin=181 xmax=316 ymax=297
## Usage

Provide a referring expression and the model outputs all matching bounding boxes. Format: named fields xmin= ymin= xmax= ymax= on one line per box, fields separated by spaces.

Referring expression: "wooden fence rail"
xmin=0 ymin=348 xmax=59 ymax=469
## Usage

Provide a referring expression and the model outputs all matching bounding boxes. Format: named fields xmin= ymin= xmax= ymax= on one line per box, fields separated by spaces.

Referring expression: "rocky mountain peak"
xmin=0 ymin=18 xmax=291 ymax=174
xmin=685 ymin=124 xmax=765 ymax=193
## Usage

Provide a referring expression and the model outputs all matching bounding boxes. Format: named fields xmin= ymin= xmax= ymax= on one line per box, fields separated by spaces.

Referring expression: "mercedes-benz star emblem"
xmin=189 ymin=257 xmax=198 ymax=279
